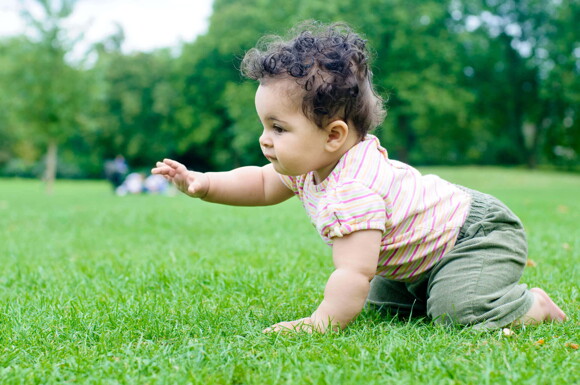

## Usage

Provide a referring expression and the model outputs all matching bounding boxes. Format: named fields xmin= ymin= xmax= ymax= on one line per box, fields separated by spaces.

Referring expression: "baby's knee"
xmin=427 ymin=296 xmax=476 ymax=325
xmin=428 ymin=290 xmax=531 ymax=327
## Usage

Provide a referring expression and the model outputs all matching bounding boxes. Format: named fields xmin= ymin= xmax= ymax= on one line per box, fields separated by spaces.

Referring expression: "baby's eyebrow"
xmin=266 ymin=115 xmax=288 ymax=124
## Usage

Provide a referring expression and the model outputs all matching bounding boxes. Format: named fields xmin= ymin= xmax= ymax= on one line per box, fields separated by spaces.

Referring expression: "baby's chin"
xmin=271 ymin=163 xmax=300 ymax=177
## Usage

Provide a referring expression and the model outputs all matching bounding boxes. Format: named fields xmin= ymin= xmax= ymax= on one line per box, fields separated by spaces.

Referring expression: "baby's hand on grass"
xmin=151 ymin=159 xmax=209 ymax=198
xmin=264 ymin=317 xmax=314 ymax=333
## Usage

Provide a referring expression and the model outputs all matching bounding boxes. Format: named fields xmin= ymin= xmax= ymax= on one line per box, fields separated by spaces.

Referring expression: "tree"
xmin=173 ymin=0 xmax=475 ymax=168
xmin=0 ymin=38 xmax=28 ymax=169
xmin=9 ymin=0 xmax=94 ymax=191
xmin=457 ymin=0 xmax=579 ymax=167
xmin=3 ymin=0 xmax=577 ymax=177
xmin=354 ymin=0 xmax=475 ymax=164
xmin=171 ymin=0 xmax=300 ymax=170
xmin=539 ymin=0 xmax=580 ymax=168
xmin=92 ymin=49 xmax=181 ymax=169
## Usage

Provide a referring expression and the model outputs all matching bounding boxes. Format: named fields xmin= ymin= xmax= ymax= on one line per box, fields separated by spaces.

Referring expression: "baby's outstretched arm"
xmin=152 ymin=159 xmax=293 ymax=206
xmin=265 ymin=230 xmax=382 ymax=333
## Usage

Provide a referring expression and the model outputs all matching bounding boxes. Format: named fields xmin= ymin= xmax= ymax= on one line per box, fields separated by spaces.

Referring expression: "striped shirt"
xmin=279 ymin=135 xmax=472 ymax=281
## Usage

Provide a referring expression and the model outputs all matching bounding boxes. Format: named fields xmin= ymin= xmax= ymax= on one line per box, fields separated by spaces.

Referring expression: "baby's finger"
xmin=151 ymin=165 xmax=173 ymax=176
xmin=151 ymin=165 xmax=164 ymax=174
xmin=263 ymin=324 xmax=281 ymax=334
xmin=263 ymin=322 xmax=292 ymax=334
xmin=163 ymin=158 xmax=186 ymax=172
xmin=263 ymin=326 xmax=284 ymax=334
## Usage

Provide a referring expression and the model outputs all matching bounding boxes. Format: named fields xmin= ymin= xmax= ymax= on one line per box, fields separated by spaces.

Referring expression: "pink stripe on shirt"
xmin=277 ymin=135 xmax=471 ymax=281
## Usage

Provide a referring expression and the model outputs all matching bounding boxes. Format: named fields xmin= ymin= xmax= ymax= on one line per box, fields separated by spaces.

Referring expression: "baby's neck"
xmin=312 ymin=134 xmax=363 ymax=185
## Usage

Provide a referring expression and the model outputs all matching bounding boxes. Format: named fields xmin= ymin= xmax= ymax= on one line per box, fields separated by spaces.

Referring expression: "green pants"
xmin=367 ymin=186 xmax=535 ymax=329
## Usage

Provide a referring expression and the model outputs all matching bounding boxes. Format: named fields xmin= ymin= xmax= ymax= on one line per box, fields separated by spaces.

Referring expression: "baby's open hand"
xmin=151 ymin=159 xmax=209 ymax=198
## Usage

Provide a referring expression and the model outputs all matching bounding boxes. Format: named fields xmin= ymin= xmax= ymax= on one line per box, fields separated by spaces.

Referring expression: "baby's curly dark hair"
xmin=241 ymin=21 xmax=386 ymax=138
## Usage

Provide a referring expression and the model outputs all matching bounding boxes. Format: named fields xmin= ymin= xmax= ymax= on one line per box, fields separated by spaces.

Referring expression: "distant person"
xmin=116 ymin=172 xmax=144 ymax=196
xmin=152 ymin=22 xmax=566 ymax=333
xmin=104 ymin=155 xmax=128 ymax=191
xmin=143 ymin=173 xmax=170 ymax=194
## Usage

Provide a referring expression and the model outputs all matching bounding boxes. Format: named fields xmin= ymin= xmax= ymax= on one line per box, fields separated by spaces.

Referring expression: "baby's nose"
xmin=259 ymin=131 xmax=272 ymax=147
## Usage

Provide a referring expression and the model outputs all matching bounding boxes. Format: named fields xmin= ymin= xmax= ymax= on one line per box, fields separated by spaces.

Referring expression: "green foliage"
xmin=93 ymin=50 xmax=181 ymax=167
xmin=169 ymin=0 xmax=300 ymax=170
xmin=539 ymin=0 xmax=580 ymax=168
xmin=0 ymin=0 xmax=100 ymax=181
xmin=454 ymin=0 xmax=580 ymax=167
xmin=0 ymin=0 xmax=578 ymax=178
xmin=0 ymin=168 xmax=578 ymax=383
xmin=223 ymin=81 xmax=266 ymax=167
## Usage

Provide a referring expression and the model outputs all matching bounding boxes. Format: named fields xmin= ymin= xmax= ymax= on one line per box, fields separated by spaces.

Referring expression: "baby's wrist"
xmin=198 ymin=172 xmax=211 ymax=200
xmin=310 ymin=311 xmax=339 ymax=332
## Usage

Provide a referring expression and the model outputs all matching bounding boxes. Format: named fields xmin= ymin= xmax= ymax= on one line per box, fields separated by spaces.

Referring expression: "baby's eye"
xmin=273 ymin=124 xmax=286 ymax=134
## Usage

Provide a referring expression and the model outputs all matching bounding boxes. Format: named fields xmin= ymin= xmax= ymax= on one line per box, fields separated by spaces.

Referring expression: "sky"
xmin=0 ymin=0 xmax=214 ymax=53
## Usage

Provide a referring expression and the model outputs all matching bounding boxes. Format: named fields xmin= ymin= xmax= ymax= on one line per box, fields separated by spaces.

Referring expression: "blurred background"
xmin=0 ymin=0 xmax=578 ymax=188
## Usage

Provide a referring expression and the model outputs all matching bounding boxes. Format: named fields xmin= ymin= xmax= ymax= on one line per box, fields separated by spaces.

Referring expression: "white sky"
xmin=0 ymin=0 xmax=214 ymax=52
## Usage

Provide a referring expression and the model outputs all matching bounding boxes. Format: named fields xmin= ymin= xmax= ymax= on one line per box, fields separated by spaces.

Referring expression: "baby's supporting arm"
xmin=152 ymin=159 xmax=293 ymax=206
xmin=265 ymin=229 xmax=382 ymax=333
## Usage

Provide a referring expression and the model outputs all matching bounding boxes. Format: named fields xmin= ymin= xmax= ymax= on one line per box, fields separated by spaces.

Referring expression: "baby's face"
xmin=255 ymin=79 xmax=335 ymax=180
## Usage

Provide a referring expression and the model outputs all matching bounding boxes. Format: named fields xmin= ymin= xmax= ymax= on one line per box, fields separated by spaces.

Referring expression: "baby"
xmin=152 ymin=22 xmax=566 ymax=333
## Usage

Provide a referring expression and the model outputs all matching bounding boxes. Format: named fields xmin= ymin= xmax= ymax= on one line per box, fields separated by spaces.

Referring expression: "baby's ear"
xmin=324 ymin=120 xmax=349 ymax=152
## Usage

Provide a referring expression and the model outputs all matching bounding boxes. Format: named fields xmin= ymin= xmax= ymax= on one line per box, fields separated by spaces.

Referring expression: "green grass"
xmin=0 ymin=167 xmax=578 ymax=384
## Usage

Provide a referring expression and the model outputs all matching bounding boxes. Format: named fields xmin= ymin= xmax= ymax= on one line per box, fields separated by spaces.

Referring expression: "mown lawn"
xmin=0 ymin=167 xmax=578 ymax=384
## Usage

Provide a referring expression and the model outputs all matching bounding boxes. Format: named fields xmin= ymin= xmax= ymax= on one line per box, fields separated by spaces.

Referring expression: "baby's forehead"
xmin=260 ymin=77 xmax=302 ymax=95
xmin=258 ymin=77 xmax=304 ymax=108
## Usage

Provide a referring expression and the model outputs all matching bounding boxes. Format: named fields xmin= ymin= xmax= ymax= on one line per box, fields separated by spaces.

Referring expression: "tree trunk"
xmin=523 ymin=122 xmax=542 ymax=169
xmin=44 ymin=140 xmax=58 ymax=194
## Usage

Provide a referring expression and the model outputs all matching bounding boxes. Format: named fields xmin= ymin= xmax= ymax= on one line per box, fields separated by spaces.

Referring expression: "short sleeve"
xmin=317 ymin=180 xmax=386 ymax=239
xmin=277 ymin=174 xmax=299 ymax=194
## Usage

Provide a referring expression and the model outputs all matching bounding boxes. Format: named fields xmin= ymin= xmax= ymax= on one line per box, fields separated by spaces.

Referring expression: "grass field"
xmin=0 ymin=167 xmax=578 ymax=384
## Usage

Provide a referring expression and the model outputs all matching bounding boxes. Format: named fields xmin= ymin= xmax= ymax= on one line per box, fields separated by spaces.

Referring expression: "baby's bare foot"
xmin=530 ymin=287 xmax=567 ymax=322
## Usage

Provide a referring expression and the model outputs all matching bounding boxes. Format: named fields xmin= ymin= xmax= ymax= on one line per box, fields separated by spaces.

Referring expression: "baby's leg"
xmin=516 ymin=287 xmax=567 ymax=325
xmin=367 ymin=275 xmax=427 ymax=318
xmin=425 ymin=188 xmax=570 ymax=328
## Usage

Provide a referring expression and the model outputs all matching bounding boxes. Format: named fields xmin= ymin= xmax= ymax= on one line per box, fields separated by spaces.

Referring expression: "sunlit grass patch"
xmin=0 ymin=168 xmax=578 ymax=384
